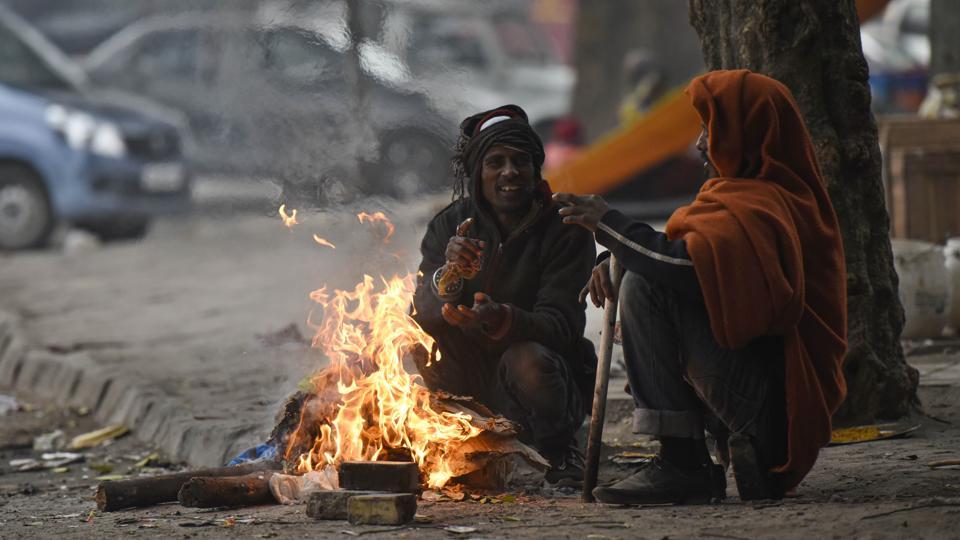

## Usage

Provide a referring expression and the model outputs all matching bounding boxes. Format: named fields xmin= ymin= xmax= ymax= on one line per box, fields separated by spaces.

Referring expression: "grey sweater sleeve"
xmin=594 ymin=209 xmax=702 ymax=302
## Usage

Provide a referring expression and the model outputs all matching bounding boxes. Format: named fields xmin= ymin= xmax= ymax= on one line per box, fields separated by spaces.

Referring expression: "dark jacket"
xmin=413 ymin=193 xmax=597 ymax=388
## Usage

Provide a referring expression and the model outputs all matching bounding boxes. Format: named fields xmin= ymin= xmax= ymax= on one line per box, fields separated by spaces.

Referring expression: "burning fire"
xmin=313 ymin=235 xmax=336 ymax=249
xmin=357 ymin=211 xmax=395 ymax=243
xmin=279 ymin=204 xmax=299 ymax=228
xmin=285 ymin=213 xmax=481 ymax=488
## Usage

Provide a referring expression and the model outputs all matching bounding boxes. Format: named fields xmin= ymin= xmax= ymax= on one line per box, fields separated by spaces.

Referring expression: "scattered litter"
xmin=88 ymin=463 xmax=113 ymax=474
xmin=10 ymin=452 xmax=83 ymax=471
xmin=10 ymin=458 xmax=43 ymax=471
xmin=95 ymin=474 xmax=127 ymax=481
xmin=69 ymin=424 xmax=129 ymax=449
xmin=0 ymin=394 xmax=19 ymax=415
xmin=62 ymin=228 xmax=101 ymax=255
xmin=220 ymin=517 xmax=237 ymax=527
xmin=74 ymin=406 xmax=90 ymax=417
xmin=413 ymin=514 xmax=433 ymax=523
xmin=42 ymin=452 xmax=84 ymax=466
xmin=503 ymin=516 xmax=522 ymax=522
xmin=134 ymin=453 xmax=161 ymax=468
xmin=444 ymin=525 xmax=478 ymax=534
xmin=51 ymin=466 xmax=70 ymax=474
xmin=54 ymin=513 xmax=83 ymax=519
xmin=86 ymin=510 xmax=97 ymax=523
xmin=421 ymin=490 xmax=444 ymax=502
xmin=829 ymin=422 xmax=921 ymax=445
xmin=33 ymin=429 xmax=66 ymax=451
xmin=269 ymin=469 xmax=338 ymax=504
xmin=610 ymin=451 xmax=655 ymax=465
xmin=339 ymin=530 xmax=359 ymax=536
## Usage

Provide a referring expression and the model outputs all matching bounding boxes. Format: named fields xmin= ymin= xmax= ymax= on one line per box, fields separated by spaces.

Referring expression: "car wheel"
xmin=80 ymin=218 xmax=150 ymax=242
xmin=369 ymin=129 xmax=451 ymax=198
xmin=0 ymin=164 xmax=54 ymax=250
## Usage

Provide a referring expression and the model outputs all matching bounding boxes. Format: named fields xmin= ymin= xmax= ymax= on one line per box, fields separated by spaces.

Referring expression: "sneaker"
xmin=592 ymin=456 xmax=726 ymax=505
xmin=728 ymin=433 xmax=783 ymax=501
xmin=543 ymin=443 xmax=585 ymax=487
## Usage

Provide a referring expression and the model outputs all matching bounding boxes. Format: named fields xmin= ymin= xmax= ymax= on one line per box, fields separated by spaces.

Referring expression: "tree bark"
xmin=687 ymin=0 xmax=918 ymax=423
xmin=930 ymin=0 xmax=960 ymax=77
xmin=571 ymin=0 xmax=704 ymax=141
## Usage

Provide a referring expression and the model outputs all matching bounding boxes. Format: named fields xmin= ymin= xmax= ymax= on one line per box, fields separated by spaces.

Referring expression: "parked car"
xmin=0 ymin=5 xmax=190 ymax=250
xmin=281 ymin=0 xmax=574 ymax=139
xmin=85 ymin=13 xmax=456 ymax=202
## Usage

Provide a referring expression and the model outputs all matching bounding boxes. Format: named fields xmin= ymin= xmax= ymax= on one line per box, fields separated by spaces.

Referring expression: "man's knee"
xmin=498 ymin=342 xmax=561 ymax=390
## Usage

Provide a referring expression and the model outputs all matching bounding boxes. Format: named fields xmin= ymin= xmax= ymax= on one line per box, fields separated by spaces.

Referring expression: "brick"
xmin=338 ymin=461 xmax=420 ymax=493
xmin=347 ymin=493 xmax=417 ymax=525
xmin=306 ymin=490 xmax=383 ymax=520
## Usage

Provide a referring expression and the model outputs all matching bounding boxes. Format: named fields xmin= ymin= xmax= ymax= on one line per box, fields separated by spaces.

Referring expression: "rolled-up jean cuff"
xmin=632 ymin=408 xmax=705 ymax=439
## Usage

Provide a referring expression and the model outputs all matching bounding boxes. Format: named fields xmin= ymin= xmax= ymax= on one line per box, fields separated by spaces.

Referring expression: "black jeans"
xmin=618 ymin=271 xmax=783 ymax=440
xmin=415 ymin=336 xmax=584 ymax=453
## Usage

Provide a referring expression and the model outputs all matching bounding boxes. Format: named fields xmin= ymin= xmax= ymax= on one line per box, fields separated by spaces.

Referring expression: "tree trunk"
xmin=930 ymin=0 xmax=960 ymax=77
xmin=571 ymin=0 xmax=703 ymax=141
xmin=687 ymin=0 xmax=918 ymax=423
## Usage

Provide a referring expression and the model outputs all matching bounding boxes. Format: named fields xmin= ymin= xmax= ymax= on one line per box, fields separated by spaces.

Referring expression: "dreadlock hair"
xmin=450 ymin=105 xmax=545 ymax=202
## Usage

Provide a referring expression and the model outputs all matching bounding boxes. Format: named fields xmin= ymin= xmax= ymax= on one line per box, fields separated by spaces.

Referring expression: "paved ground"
xmin=2 ymin=198 xmax=960 ymax=538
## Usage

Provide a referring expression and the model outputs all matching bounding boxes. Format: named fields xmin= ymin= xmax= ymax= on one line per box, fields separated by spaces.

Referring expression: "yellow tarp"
xmin=545 ymin=89 xmax=701 ymax=195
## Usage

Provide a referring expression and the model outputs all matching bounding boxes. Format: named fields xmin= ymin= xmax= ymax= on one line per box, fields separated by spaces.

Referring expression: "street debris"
xmin=32 ymin=429 xmax=65 ymax=451
xmin=10 ymin=452 xmax=84 ymax=472
xmin=928 ymin=459 xmax=960 ymax=469
xmin=0 ymin=394 xmax=19 ymax=415
xmin=95 ymin=461 xmax=278 ymax=511
xmin=444 ymin=525 xmax=478 ymax=534
xmin=68 ymin=424 xmax=129 ymax=449
xmin=829 ymin=422 xmax=922 ymax=445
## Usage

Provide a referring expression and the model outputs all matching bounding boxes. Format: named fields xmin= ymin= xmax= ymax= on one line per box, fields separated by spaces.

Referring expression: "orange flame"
xmin=313 ymin=235 xmax=336 ymax=249
xmin=279 ymin=204 xmax=298 ymax=228
xmin=357 ymin=211 xmax=395 ymax=244
xmin=287 ymin=274 xmax=480 ymax=488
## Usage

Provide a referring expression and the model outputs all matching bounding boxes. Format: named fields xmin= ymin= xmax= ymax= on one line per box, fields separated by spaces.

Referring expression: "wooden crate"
xmin=878 ymin=116 xmax=960 ymax=242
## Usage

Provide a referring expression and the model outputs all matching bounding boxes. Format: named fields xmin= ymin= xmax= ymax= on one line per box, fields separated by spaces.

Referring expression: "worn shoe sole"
xmin=728 ymin=434 xmax=772 ymax=501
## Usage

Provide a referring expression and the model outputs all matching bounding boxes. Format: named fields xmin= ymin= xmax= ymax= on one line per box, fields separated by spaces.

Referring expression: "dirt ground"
xmin=2 ymin=377 xmax=959 ymax=540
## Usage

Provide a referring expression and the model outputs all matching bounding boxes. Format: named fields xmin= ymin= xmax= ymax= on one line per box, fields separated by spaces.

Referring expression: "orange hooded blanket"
xmin=666 ymin=70 xmax=847 ymax=489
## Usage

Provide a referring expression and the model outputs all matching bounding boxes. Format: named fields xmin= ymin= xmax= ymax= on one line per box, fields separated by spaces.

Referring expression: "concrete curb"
xmin=0 ymin=309 xmax=259 ymax=467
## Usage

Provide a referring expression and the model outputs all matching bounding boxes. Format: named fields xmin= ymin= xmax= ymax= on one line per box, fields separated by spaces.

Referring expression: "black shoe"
xmin=592 ymin=456 xmax=726 ymax=505
xmin=728 ymin=433 xmax=783 ymax=501
xmin=544 ymin=444 xmax=585 ymax=488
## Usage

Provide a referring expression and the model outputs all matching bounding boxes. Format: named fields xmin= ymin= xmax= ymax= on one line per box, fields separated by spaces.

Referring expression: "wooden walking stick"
xmin=582 ymin=255 xmax=623 ymax=502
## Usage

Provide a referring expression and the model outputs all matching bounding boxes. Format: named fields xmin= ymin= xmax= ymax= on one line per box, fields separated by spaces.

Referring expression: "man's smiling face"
xmin=480 ymin=145 xmax=536 ymax=214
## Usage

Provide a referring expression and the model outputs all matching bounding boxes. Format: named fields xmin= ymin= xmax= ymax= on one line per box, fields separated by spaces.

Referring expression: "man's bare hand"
xmin=579 ymin=258 xmax=622 ymax=308
xmin=442 ymin=293 xmax=505 ymax=331
xmin=445 ymin=235 xmax=485 ymax=268
xmin=554 ymin=193 xmax=610 ymax=232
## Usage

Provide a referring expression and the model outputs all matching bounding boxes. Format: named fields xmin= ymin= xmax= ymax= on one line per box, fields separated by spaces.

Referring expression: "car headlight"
xmin=45 ymin=104 xmax=127 ymax=158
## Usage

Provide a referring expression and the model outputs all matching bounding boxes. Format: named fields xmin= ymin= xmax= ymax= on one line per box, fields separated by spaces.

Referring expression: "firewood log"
xmin=177 ymin=471 xmax=276 ymax=508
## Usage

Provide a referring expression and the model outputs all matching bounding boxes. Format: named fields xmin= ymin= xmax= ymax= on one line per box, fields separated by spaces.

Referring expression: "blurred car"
xmin=0 ymin=5 xmax=190 ymax=250
xmin=861 ymin=0 xmax=929 ymax=113
xmin=342 ymin=0 xmax=576 ymax=140
xmin=85 ymin=13 xmax=456 ymax=202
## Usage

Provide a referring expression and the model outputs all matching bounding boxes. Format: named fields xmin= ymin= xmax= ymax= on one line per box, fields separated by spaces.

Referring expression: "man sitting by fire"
xmin=554 ymin=70 xmax=847 ymax=504
xmin=412 ymin=105 xmax=597 ymax=487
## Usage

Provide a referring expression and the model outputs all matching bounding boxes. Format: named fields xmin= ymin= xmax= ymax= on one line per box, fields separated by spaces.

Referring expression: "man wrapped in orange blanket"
xmin=555 ymin=70 xmax=847 ymax=504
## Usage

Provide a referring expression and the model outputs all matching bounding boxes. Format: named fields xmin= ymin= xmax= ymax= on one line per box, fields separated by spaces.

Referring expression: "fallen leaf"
xmin=501 ymin=494 xmax=517 ymax=503
xmin=503 ymin=516 xmax=522 ymax=522
xmin=51 ymin=466 xmax=69 ymax=473
xmin=88 ymin=463 xmax=113 ymax=474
